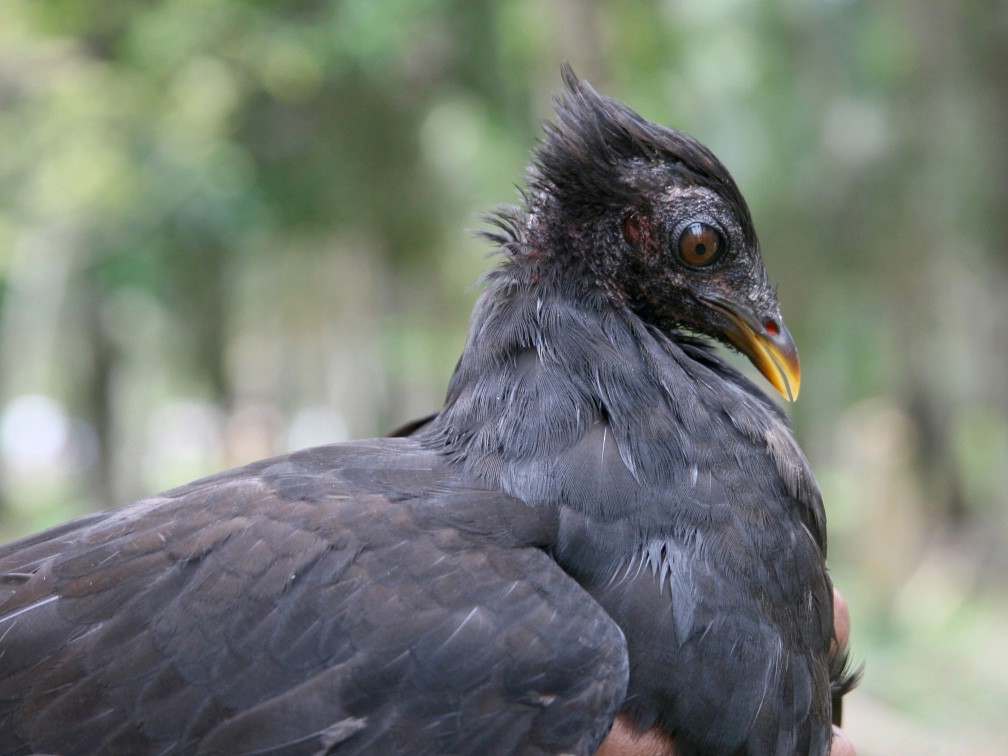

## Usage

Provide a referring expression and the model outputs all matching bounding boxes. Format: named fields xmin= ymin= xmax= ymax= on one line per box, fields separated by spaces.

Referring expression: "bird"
xmin=0 ymin=67 xmax=853 ymax=755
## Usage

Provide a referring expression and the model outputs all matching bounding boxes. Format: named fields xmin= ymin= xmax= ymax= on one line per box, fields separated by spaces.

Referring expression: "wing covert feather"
xmin=0 ymin=440 xmax=627 ymax=755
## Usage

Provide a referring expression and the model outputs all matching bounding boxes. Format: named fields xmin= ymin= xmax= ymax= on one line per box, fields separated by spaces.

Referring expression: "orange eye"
xmin=677 ymin=222 xmax=724 ymax=267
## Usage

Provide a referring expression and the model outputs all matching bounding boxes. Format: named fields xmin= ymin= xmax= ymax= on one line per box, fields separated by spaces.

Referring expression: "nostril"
xmin=763 ymin=319 xmax=779 ymax=336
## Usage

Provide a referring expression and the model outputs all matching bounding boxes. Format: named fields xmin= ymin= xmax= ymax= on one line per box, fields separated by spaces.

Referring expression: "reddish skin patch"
xmin=623 ymin=213 xmax=645 ymax=246
xmin=621 ymin=210 xmax=660 ymax=265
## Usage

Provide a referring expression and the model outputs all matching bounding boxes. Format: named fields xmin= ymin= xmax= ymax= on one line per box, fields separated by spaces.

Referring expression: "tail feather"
xmin=829 ymin=643 xmax=862 ymax=726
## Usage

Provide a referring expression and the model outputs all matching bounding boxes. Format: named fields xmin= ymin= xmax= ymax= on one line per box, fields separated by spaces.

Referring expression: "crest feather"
xmin=530 ymin=64 xmax=751 ymax=228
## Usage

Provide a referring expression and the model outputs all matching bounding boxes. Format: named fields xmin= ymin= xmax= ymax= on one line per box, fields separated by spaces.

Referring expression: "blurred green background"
xmin=1 ymin=1 xmax=1006 ymax=753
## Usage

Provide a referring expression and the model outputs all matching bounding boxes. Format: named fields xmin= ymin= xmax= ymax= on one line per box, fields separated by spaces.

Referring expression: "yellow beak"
xmin=702 ymin=296 xmax=801 ymax=401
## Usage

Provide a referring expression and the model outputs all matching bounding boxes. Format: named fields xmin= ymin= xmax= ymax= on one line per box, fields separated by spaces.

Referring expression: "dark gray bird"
xmin=0 ymin=68 xmax=853 ymax=755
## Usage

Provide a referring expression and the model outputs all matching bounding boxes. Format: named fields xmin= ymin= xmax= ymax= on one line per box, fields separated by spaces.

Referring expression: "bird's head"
xmin=522 ymin=66 xmax=800 ymax=401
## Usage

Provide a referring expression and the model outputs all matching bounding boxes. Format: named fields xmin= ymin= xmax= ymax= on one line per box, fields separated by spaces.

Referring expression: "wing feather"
xmin=0 ymin=439 xmax=627 ymax=755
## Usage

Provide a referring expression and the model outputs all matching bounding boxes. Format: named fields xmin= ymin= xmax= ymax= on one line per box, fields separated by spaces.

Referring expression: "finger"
xmin=833 ymin=587 xmax=850 ymax=650
xmin=830 ymin=725 xmax=856 ymax=756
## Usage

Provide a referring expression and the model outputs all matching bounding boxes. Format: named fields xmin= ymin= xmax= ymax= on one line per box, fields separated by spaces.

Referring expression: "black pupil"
xmin=678 ymin=223 xmax=722 ymax=266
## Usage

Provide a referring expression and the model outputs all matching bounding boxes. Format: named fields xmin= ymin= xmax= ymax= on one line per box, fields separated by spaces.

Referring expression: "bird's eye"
xmin=677 ymin=223 xmax=724 ymax=267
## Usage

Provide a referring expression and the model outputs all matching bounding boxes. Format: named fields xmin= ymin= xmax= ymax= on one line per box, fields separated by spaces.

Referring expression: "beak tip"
xmin=782 ymin=370 xmax=800 ymax=402
xmin=778 ymin=358 xmax=801 ymax=403
xmin=757 ymin=334 xmax=801 ymax=403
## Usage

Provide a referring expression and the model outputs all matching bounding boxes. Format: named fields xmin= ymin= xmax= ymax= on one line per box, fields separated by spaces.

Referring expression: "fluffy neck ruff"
xmin=423 ymin=259 xmax=823 ymax=563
